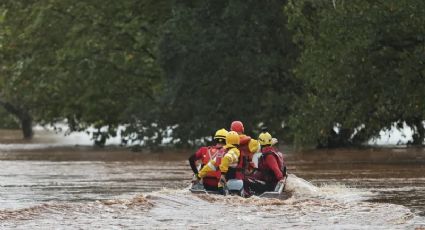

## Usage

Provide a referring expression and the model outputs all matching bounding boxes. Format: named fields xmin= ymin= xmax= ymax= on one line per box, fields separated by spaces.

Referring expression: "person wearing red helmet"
xmin=230 ymin=121 xmax=259 ymax=175
xmin=230 ymin=121 xmax=244 ymax=134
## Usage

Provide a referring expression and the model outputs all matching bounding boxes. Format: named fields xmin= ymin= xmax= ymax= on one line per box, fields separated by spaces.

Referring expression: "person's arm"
xmin=188 ymin=147 xmax=205 ymax=175
xmin=198 ymin=159 xmax=217 ymax=178
xmin=219 ymin=149 xmax=239 ymax=174
xmin=265 ymin=154 xmax=283 ymax=181
xmin=239 ymin=135 xmax=251 ymax=145
xmin=188 ymin=154 xmax=199 ymax=175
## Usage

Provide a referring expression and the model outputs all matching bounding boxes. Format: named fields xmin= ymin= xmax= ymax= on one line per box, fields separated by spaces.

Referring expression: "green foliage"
xmin=286 ymin=0 xmax=425 ymax=147
xmin=0 ymin=107 xmax=19 ymax=129
xmin=1 ymin=0 xmax=424 ymax=148
xmin=0 ymin=1 xmax=56 ymax=138
xmin=45 ymin=0 xmax=171 ymax=145
xmin=158 ymin=0 xmax=299 ymax=145
xmin=0 ymin=0 xmax=171 ymax=144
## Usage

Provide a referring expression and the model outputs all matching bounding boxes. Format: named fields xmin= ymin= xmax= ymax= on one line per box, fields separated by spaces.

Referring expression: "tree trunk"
xmin=21 ymin=115 xmax=33 ymax=139
xmin=324 ymin=127 xmax=353 ymax=148
xmin=412 ymin=119 xmax=425 ymax=146
xmin=0 ymin=100 xmax=33 ymax=139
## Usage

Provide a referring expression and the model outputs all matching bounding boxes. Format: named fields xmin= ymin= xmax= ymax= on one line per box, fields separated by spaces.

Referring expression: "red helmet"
xmin=230 ymin=121 xmax=244 ymax=134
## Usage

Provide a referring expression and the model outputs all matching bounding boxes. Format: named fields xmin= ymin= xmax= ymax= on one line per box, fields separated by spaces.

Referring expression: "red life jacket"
xmin=258 ymin=147 xmax=286 ymax=183
xmin=200 ymin=146 xmax=217 ymax=165
xmin=238 ymin=135 xmax=251 ymax=156
xmin=225 ymin=146 xmax=245 ymax=180
xmin=203 ymin=146 xmax=226 ymax=180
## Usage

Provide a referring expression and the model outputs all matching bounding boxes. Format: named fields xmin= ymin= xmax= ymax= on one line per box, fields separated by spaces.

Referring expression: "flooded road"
xmin=0 ymin=130 xmax=424 ymax=229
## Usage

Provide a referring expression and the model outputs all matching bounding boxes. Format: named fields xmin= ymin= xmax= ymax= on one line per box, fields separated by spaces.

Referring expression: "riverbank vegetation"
xmin=0 ymin=0 xmax=424 ymax=148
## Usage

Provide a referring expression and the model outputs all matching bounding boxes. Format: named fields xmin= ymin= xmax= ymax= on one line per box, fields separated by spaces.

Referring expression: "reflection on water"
xmin=294 ymin=163 xmax=425 ymax=216
xmin=0 ymin=161 xmax=190 ymax=210
xmin=0 ymin=129 xmax=424 ymax=228
xmin=289 ymin=148 xmax=425 ymax=217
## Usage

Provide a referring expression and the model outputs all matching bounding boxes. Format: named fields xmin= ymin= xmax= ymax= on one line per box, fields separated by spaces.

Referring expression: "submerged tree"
xmin=159 ymin=0 xmax=299 ymax=145
xmin=0 ymin=0 xmax=171 ymax=144
xmin=2 ymin=0 xmax=423 ymax=148
xmin=0 ymin=1 xmax=60 ymax=139
xmin=286 ymin=0 xmax=425 ymax=147
xmin=46 ymin=0 xmax=171 ymax=145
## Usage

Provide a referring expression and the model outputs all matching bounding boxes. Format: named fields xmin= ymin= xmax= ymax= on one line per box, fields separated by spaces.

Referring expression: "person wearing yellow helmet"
xmin=244 ymin=131 xmax=287 ymax=196
xmin=189 ymin=128 xmax=228 ymax=191
xmin=197 ymin=131 xmax=243 ymax=194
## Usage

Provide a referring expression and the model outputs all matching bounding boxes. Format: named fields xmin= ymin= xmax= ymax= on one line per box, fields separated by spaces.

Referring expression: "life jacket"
xmin=200 ymin=146 xmax=218 ymax=165
xmin=203 ymin=146 xmax=225 ymax=180
xmin=238 ymin=135 xmax=251 ymax=157
xmin=235 ymin=134 xmax=253 ymax=174
xmin=258 ymin=147 xmax=286 ymax=183
xmin=225 ymin=146 xmax=246 ymax=180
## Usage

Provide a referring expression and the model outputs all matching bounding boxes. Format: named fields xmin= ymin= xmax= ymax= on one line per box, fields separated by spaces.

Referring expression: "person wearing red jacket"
xmin=230 ymin=121 xmax=259 ymax=175
xmin=188 ymin=128 xmax=228 ymax=191
xmin=244 ymin=132 xmax=286 ymax=196
xmin=197 ymin=131 xmax=242 ymax=194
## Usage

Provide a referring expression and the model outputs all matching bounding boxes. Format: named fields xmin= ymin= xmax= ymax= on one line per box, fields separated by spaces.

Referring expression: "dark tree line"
xmin=0 ymin=0 xmax=424 ymax=147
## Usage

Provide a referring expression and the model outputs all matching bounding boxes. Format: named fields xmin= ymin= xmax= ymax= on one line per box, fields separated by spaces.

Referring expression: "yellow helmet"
xmin=226 ymin=131 xmax=240 ymax=146
xmin=258 ymin=132 xmax=272 ymax=146
xmin=214 ymin=128 xmax=228 ymax=141
xmin=248 ymin=139 xmax=259 ymax=153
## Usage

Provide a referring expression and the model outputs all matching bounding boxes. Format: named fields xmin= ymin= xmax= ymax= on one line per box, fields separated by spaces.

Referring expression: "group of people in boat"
xmin=188 ymin=121 xmax=287 ymax=197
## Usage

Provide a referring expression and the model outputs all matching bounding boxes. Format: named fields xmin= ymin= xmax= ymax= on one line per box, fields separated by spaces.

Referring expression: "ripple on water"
xmin=0 ymin=139 xmax=424 ymax=229
xmin=0 ymin=176 xmax=424 ymax=229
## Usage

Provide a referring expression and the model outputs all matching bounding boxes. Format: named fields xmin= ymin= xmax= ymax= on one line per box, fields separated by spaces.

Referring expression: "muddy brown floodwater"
xmin=0 ymin=129 xmax=424 ymax=229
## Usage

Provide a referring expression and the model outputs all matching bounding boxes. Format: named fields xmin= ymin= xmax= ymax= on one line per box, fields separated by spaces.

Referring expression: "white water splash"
xmin=0 ymin=176 xmax=423 ymax=229
xmin=285 ymin=174 xmax=376 ymax=203
xmin=285 ymin=174 xmax=319 ymax=196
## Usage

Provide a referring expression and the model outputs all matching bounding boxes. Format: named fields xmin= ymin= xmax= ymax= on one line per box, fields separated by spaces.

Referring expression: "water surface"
xmin=0 ymin=130 xmax=424 ymax=229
